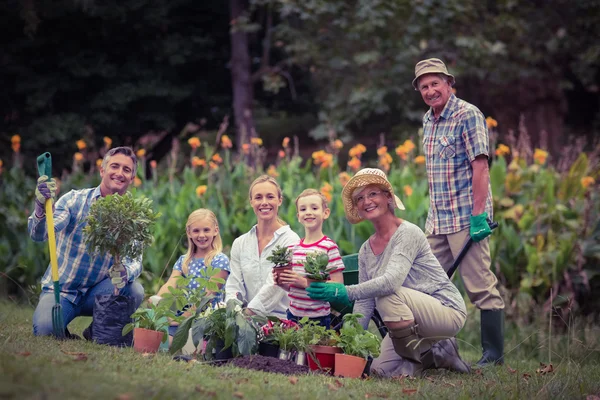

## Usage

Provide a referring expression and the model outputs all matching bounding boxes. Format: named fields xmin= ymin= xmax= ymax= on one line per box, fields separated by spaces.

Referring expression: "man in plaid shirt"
xmin=413 ymin=58 xmax=505 ymax=366
xmin=29 ymin=146 xmax=144 ymax=338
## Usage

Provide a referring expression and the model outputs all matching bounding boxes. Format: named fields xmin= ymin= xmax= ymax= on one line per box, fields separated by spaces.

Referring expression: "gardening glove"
xmin=470 ymin=212 xmax=491 ymax=242
xmin=306 ymin=282 xmax=350 ymax=306
xmin=34 ymin=175 xmax=57 ymax=218
xmin=109 ymin=263 xmax=128 ymax=292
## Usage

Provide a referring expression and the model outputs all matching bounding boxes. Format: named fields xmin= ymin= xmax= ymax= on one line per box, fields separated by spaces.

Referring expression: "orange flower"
xmin=188 ymin=137 xmax=201 ymax=149
xmin=221 ymin=135 xmax=233 ymax=149
xmin=415 ymin=155 xmax=425 ymax=165
xmin=11 ymin=135 xmax=21 ymax=144
xmin=209 ymin=161 xmax=218 ymax=170
xmin=486 ymin=117 xmax=498 ymax=129
xmin=76 ymin=139 xmax=86 ymax=150
xmin=377 ymin=146 xmax=388 ymax=156
xmin=278 ymin=150 xmax=285 ymax=158
xmin=395 ymin=145 xmax=408 ymax=160
xmin=378 ymin=152 xmax=393 ymax=170
xmin=333 ymin=139 xmax=343 ymax=150
xmin=282 ymin=137 xmax=290 ymax=148
xmin=320 ymin=182 xmax=333 ymax=202
xmin=134 ymin=177 xmax=142 ymax=187
xmin=581 ymin=176 xmax=595 ymax=189
xmin=196 ymin=185 xmax=207 ymax=197
xmin=96 ymin=159 xmax=103 ymax=168
xmin=251 ymin=137 xmax=263 ymax=146
xmin=192 ymin=157 xmax=206 ymax=167
xmin=241 ymin=143 xmax=251 ymax=154
xmin=348 ymin=156 xmax=361 ymax=172
xmin=533 ymin=148 xmax=548 ymax=165
xmin=136 ymin=149 xmax=146 ymax=157
xmin=348 ymin=144 xmax=366 ymax=158
xmin=312 ymin=150 xmax=333 ymax=169
xmin=403 ymin=185 xmax=413 ymax=197
xmin=12 ymin=142 xmax=20 ymax=153
xmin=150 ymin=160 xmax=157 ymax=169
xmin=339 ymin=172 xmax=351 ymax=187
xmin=267 ymin=165 xmax=279 ymax=177
xmin=211 ymin=153 xmax=223 ymax=164
xmin=402 ymin=140 xmax=416 ymax=152
xmin=103 ymin=136 xmax=112 ymax=147
xmin=73 ymin=152 xmax=84 ymax=162
xmin=0 ymin=159 xmax=3 ymax=168
xmin=495 ymin=144 xmax=510 ymax=157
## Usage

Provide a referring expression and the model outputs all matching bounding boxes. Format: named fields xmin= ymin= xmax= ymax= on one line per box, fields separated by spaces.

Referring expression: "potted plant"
xmin=258 ymin=318 xmax=282 ymax=358
xmin=334 ymin=313 xmax=382 ymax=378
xmin=190 ymin=298 xmax=265 ymax=360
xmin=122 ymin=301 xmax=173 ymax=353
xmin=271 ymin=319 xmax=299 ymax=360
xmin=303 ymin=251 xmax=335 ymax=283
xmin=298 ymin=318 xmax=341 ymax=373
xmin=266 ymin=245 xmax=293 ymax=285
xmin=83 ymin=192 xmax=160 ymax=346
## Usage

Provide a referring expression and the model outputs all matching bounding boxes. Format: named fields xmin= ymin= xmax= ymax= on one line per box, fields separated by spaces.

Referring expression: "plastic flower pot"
xmin=295 ymin=350 xmax=307 ymax=366
xmin=133 ymin=327 xmax=164 ymax=353
xmin=278 ymin=349 xmax=292 ymax=360
xmin=274 ymin=265 xmax=293 ymax=285
xmin=307 ymin=345 xmax=343 ymax=374
xmin=334 ymin=353 xmax=368 ymax=378
xmin=212 ymin=339 xmax=234 ymax=360
xmin=258 ymin=342 xmax=280 ymax=358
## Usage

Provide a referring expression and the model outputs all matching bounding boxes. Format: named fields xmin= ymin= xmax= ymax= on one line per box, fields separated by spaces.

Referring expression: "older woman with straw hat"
xmin=307 ymin=168 xmax=470 ymax=377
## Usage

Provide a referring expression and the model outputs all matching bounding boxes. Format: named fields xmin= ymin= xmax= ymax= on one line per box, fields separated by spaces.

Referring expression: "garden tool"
xmin=36 ymin=152 xmax=65 ymax=339
xmin=447 ymin=220 xmax=498 ymax=279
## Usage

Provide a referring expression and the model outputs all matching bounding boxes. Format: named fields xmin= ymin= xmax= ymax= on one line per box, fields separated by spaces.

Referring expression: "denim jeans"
xmin=32 ymin=277 xmax=144 ymax=336
xmin=286 ymin=309 xmax=331 ymax=329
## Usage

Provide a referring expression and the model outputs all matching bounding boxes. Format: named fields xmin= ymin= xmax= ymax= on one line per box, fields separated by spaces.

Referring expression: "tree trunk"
xmin=229 ymin=0 xmax=256 ymax=150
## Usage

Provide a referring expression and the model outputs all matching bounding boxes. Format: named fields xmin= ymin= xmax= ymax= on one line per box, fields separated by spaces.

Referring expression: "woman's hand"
xmin=278 ymin=270 xmax=308 ymax=289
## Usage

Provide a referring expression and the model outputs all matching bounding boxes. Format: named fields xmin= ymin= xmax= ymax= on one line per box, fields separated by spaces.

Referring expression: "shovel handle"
xmin=36 ymin=153 xmax=59 ymax=283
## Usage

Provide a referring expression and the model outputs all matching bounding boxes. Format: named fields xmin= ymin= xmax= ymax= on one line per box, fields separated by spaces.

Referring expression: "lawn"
xmin=1 ymin=300 xmax=599 ymax=400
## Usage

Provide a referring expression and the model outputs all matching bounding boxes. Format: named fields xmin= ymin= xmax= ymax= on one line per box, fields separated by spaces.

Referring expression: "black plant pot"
xmin=258 ymin=342 xmax=280 ymax=358
xmin=212 ymin=339 xmax=234 ymax=360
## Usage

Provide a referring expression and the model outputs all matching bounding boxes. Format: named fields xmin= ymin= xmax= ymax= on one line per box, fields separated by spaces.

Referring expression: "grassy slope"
xmin=1 ymin=301 xmax=599 ymax=400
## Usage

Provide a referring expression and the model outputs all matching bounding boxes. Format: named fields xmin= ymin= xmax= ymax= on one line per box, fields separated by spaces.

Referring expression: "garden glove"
xmin=306 ymin=282 xmax=350 ymax=307
xmin=34 ymin=175 xmax=57 ymax=218
xmin=470 ymin=212 xmax=491 ymax=242
xmin=109 ymin=263 xmax=128 ymax=293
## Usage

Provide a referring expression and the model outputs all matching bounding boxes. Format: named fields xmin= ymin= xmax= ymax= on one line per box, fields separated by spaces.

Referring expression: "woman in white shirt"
xmin=224 ymin=175 xmax=300 ymax=318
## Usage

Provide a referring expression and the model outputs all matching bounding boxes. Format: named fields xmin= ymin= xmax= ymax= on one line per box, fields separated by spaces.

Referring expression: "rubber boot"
xmin=431 ymin=338 xmax=471 ymax=373
xmin=477 ymin=309 xmax=504 ymax=366
xmin=388 ymin=323 xmax=434 ymax=376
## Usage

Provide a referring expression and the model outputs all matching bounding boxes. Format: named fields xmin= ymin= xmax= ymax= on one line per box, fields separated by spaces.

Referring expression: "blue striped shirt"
xmin=27 ymin=186 xmax=142 ymax=303
xmin=422 ymin=94 xmax=493 ymax=235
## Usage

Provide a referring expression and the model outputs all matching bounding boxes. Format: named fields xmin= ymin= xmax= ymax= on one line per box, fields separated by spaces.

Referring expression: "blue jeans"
xmin=286 ymin=310 xmax=331 ymax=329
xmin=32 ymin=278 xmax=144 ymax=336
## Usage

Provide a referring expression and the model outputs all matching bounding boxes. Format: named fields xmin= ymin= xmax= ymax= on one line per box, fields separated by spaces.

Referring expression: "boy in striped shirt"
xmin=247 ymin=189 xmax=344 ymax=328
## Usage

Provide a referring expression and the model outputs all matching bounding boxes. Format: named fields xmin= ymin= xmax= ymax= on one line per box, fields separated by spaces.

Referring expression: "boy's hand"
xmin=278 ymin=270 xmax=307 ymax=288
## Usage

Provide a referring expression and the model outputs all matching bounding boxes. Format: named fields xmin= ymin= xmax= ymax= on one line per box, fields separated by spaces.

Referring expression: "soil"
xmin=228 ymin=354 xmax=313 ymax=375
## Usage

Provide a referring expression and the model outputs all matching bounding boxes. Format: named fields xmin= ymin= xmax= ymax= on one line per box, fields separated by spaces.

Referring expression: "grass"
xmin=1 ymin=301 xmax=599 ymax=400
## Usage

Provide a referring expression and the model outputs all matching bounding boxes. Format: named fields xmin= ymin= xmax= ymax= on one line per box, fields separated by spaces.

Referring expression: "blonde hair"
xmin=295 ymin=188 xmax=329 ymax=211
xmin=181 ymin=208 xmax=223 ymax=275
xmin=248 ymin=175 xmax=287 ymax=226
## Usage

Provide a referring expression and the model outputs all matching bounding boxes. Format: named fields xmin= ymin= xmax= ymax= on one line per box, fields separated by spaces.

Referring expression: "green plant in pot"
xmin=298 ymin=317 xmax=341 ymax=373
xmin=271 ymin=319 xmax=299 ymax=360
xmin=266 ymin=245 xmax=293 ymax=285
xmin=334 ymin=313 xmax=381 ymax=378
xmin=122 ymin=301 xmax=174 ymax=353
xmin=303 ymin=251 xmax=335 ymax=282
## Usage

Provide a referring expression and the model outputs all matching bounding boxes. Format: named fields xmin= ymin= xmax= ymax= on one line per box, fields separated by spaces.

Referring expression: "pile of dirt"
xmin=228 ymin=354 xmax=312 ymax=375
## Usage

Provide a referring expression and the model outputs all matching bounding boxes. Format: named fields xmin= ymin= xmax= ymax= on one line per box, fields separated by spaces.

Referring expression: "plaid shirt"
xmin=28 ymin=186 xmax=142 ymax=303
xmin=422 ymin=94 xmax=493 ymax=235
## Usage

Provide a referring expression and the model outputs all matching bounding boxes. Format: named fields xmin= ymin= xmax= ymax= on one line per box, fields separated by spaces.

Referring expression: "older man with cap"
xmin=306 ymin=168 xmax=471 ymax=377
xmin=413 ymin=58 xmax=505 ymax=366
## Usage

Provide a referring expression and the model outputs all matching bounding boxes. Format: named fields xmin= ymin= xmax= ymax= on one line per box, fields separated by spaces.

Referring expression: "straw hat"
xmin=342 ymin=168 xmax=405 ymax=224
xmin=412 ymin=58 xmax=455 ymax=90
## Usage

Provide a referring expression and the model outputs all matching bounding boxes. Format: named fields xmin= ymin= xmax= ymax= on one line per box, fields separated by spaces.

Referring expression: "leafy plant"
xmin=303 ymin=251 xmax=334 ymax=281
xmin=83 ymin=192 xmax=161 ymax=269
xmin=336 ymin=313 xmax=381 ymax=359
xmin=266 ymin=245 xmax=292 ymax=268
xmin=271 ymin=319 xmax=299 ymax=351
xmin=122 ymin=302 xmax=173 ymax=343
xmin=296 ymin=317 xmax=339 ymax=348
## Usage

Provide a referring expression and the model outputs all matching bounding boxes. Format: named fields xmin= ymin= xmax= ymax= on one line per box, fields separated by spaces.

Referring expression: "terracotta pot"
xmin=258 ymin=342 xmax=280 ymax=358
xmin=133 ymin=327 xmax=164 ymax=353
xmin=307 ymin=345 xmax=343 ymax=373
xmin=274 ymin=265 xmax=293 ymax=285
xmin=334 ymin=353 xmax=367 ymax=378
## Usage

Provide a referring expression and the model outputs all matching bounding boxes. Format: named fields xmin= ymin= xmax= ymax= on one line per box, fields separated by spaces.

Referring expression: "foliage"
xmin=336 ymin=313 xmax=381 ymax=359
xmin=190 ymin=298 xmax=265 ymax=359
xmin=266 ymin=245 xmax=292 ymax=268
xmin=296 ymin=317 xmax=339 ymax=348
xmin=270 ymin=319 xmax=299 ymax=352
xmin=83 ymin=192 xmax=161 ymax=268
xmin=302 ymin=251 xmax=333 ymax=281
xmin=122 ymin=302 xmax=172 ymax=343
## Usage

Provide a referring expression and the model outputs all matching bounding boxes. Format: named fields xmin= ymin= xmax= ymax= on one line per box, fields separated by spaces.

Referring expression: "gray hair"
xmin=101 ymin=146 xmax=138 ymax=177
